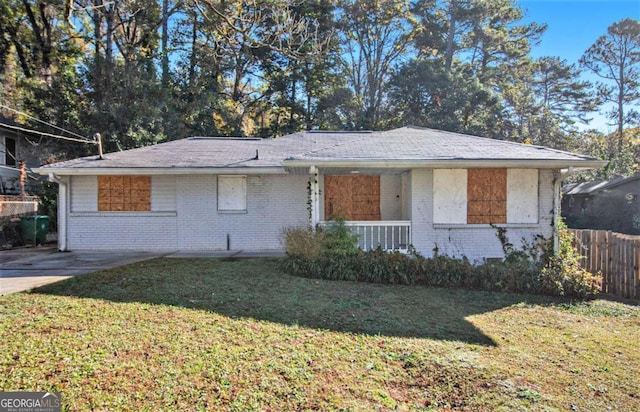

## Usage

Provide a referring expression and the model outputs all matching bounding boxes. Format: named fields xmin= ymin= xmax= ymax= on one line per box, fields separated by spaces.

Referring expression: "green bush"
xmin=321 ymin=219 xmax=360 ymax=256
xmin=537 ymin=221 xmax=601 ymax=297
xmin=282 ymin=220 xmax=601 ymax=299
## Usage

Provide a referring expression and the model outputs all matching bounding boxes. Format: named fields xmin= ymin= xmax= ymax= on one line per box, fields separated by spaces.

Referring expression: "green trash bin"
xmin=21 ymin=215 xmax=50 ymax=245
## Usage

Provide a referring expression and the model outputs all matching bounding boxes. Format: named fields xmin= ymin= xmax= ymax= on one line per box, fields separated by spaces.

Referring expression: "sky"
xmin=518 ymin=0 xmax=640 ymax=133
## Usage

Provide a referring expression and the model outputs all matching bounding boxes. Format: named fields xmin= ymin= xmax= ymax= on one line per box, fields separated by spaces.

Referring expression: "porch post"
xmin=309 ymin=166 xmax=320 ymax=228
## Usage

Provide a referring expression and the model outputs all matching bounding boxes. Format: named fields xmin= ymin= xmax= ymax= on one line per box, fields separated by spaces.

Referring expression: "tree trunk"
xmin=444 ymin=0 xmax=457 ymax=73
xmin=617 ymin=62 xmax=625 ymax=154
xmin=188 ymin=12 xmax=197 ymax=88
xmin=161 ymin=0 xmax=170 ymax=86
xmin=21 ymin=0 xmax=52 ymax=85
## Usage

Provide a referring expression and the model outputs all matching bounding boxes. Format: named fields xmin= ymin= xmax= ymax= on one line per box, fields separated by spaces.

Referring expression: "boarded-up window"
xmin=433 ymin=169 xmax=467 ymax=224
xmin=324 ymin=175 xmax=381 ymax=221
xmin=507 ymin=169 xmax=538 ymax=223
xmin=98 ymin=176 xmax=151 ymax=211
xmin=467 ymin=169 xmax=506 ymax=224
xmin=218 ymin=176 xmax=247 ymax=211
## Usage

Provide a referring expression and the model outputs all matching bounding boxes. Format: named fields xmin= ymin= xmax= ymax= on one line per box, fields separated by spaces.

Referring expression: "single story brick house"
xmin=35 ymin=126 xmax=606 ymax=261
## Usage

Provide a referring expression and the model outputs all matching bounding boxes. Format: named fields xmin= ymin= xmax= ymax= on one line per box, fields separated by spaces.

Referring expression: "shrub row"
xmin=282 ymin=222 xmax=601 ymax=298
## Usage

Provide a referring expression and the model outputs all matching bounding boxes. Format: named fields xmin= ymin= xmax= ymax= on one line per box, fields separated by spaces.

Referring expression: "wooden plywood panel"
xmin=467 ymin=170 xmax=485 ymax=200
xmin=98 ymin=175 xmax=151 ymax=212
xmin=489 ymin=169 xmax=507 ymax=201
xmin=324 ymin=175 xmax=380 ymax=221
xmin=467 ymin=168 xmax=506 ymax=223
xmin=467 ymin=200 xmax=486 ymax=217
xmin=98 ymin=176 xmax=111 ymax=192
xmin=490 ymin=200 xmax=506 ymax=219
xmin=130 ymin=176 xmax=148 ymax=189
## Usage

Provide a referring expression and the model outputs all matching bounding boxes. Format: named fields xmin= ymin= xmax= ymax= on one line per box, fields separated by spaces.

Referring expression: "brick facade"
xmin=63 ymin=169 xmax=556 ymax=260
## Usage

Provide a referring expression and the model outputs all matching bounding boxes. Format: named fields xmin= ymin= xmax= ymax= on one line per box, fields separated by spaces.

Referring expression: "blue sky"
xmin=519 ymin=0 xmax=640 ymax=132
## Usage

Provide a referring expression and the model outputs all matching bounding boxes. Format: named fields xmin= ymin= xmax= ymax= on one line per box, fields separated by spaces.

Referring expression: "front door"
xmin=324 ymin=175 xmax=381 ymax=221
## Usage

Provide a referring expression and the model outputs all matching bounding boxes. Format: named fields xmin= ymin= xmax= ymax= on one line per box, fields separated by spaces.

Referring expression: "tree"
xmin=337 ymin=0 xmax=417 ymax=130
xmin=388 ymin=59 xmax=501 ymax=136
xmin=463 ymin=0 xmax=545 ymax=84
xmin=576 ymin=128 xmax=640 ymax=179
xmin=502 ymin=57 xmax=594 ymax=149
xmin=580 ymin=18 xmax=640 ymax=155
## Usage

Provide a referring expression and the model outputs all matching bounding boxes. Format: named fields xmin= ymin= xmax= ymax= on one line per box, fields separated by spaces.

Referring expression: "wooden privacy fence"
xmin=569 ymin=229 xmax=640 ymax=300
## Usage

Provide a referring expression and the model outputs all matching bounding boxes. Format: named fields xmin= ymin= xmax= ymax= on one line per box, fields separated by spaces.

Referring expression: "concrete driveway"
xmin=0 ymin=247 xmax=285 ymax=295
xmin=0 ymin=247 xmax=164 ymax=295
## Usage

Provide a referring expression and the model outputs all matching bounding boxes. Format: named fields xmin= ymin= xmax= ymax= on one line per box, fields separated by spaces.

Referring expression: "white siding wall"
xmin=410 ymin=168 xmax=555 ymax=262
xmin=380 ymin=175 xmax=402 ymax=220
xmin=66 ymin=173 xmax=307 ymax=251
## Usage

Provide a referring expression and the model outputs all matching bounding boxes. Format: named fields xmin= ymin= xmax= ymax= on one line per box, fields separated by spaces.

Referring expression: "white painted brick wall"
xmin=410 ymin=168 xmax=556 ymax=262
xmin=67 ymin=175 xmax=179 ymax=250
xmin=176 ymin=174 xmax=308 ymax=250
xmin=380 ymin=175 xmax=402 ymax=220
xmin=64 ymin=169 xmax=556 ymax=257
xmin=67 ymin=214 xmax=179 ymax=250
xmin=67 ymin=173 xmax=308 ymax=251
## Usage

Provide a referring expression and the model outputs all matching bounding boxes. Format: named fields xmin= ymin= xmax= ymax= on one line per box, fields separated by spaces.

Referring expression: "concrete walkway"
xmin=0 ymin=247 xmax=164 ymax=295
xmin=0 ymin=247 xmax=285 ymax=295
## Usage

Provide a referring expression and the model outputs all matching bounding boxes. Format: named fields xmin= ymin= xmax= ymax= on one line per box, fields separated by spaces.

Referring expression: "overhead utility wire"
xmin=0 ymin=103 xmax=90 ymax=141
xmin=0 ymin=121 xmax=97 ymax=145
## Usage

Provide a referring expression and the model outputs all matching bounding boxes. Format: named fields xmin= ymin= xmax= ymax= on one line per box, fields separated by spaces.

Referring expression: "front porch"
xmin=319 ymin=220 xmax=412 ymax=252
xmin=308 ymin=166 xmax=412 ymax=253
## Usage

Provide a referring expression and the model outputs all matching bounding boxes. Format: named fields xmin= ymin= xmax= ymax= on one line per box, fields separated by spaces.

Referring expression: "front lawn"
xmin=1 ymin=258 xmax=639 ymax=410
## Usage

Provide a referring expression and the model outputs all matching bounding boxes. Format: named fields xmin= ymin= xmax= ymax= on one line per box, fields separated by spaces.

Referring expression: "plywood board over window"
xmin=98 ymin=176 xmax=151 ymax=212
xmin=324 ymin=175 xmax=381 ymax=221
xmin=467 ymin=168 xmax=506 ymax=224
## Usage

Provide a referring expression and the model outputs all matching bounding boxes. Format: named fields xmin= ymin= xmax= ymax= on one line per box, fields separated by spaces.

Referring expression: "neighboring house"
xmin=562 ymin=175 xmax=640 ymax=234
xmin=0 ymin=116 xmax=40 ymax=220
xmin=35 ymin=126 xmax=605 ymax=261
xmin=0 ymin=115 xmax=21 ymax=194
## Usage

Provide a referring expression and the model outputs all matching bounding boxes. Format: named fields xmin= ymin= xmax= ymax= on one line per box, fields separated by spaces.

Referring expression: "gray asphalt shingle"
xmin=38 ymin=126 xmax=602 ymax=171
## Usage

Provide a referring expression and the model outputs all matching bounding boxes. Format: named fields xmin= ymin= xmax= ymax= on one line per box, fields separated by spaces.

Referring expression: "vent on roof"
xmin=188 ymin=136 xmax=263 ymax=141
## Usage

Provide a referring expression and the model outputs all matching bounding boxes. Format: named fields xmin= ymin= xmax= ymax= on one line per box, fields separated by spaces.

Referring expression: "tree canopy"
xmin=0 ymin=2 xmax=638 ymax=174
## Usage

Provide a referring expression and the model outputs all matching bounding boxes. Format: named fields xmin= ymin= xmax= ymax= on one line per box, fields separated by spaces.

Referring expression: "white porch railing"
xmin=319 ymin=221 xmax=411 ymax=252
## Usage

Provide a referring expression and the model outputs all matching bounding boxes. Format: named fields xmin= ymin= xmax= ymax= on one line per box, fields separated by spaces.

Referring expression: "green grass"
xmin=1 ymin=258 xmax=639 ymax=411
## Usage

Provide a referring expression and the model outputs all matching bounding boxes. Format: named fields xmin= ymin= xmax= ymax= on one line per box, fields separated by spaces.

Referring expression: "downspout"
xmin=48 ymin=173 xmax=68 ymax=252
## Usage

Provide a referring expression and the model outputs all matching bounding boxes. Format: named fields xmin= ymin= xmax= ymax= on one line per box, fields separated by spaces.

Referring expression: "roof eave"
xmin=282 ymin=159 xmax=609 ymax=170
xmin=33 ymin=166 xmax=288 ymax=176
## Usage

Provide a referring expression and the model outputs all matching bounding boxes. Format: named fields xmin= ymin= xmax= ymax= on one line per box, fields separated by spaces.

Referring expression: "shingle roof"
xmin=286 ymin=127 xmax=597 ymax=162
xmin=563 ymin=175 xmax=640 ymax=195
xmin=36 ymin=126 xmax=606 ymax=174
